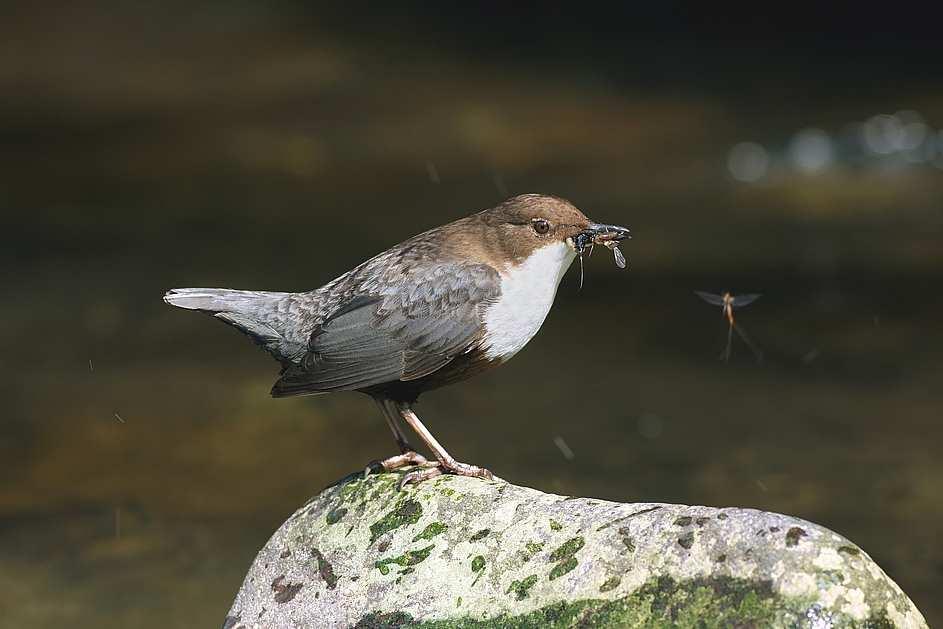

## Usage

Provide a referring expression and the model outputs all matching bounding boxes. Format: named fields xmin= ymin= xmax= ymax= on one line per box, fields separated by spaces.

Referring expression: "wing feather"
xmin=271 ymin=263 xmax=500 ymax=396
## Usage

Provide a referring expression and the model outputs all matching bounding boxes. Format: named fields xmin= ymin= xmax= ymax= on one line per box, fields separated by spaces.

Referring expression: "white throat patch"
xmin=481 ymin=241 xmax=576 ymax=361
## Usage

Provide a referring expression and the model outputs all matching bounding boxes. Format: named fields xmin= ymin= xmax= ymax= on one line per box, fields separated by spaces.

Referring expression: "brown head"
xmin=443 ymin=193 xmax=630 ymax=269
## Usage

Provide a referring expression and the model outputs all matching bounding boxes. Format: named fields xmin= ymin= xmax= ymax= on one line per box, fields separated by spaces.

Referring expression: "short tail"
xmin=164 ymin=287 xmax=298 ymax=360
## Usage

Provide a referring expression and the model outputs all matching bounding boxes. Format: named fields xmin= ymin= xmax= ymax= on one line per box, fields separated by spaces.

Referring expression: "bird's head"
xmin=477 ymin=193 xmax=630 ymax=269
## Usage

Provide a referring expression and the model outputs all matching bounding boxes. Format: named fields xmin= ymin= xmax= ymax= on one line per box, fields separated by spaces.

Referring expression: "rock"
xmin=225 ymin=472 xmax=927 ymax=628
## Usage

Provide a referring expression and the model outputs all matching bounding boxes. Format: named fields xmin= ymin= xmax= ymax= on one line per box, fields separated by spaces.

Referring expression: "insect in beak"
xmin=604 ymin=240 xmax=626 ymax=269
xmin=572 ymin=222 xmax=630 ymax=290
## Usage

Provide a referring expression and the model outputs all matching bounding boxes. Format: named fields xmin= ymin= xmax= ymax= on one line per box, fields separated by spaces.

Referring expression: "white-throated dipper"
xmin=164 ymin=194 xmax=630 ymax=486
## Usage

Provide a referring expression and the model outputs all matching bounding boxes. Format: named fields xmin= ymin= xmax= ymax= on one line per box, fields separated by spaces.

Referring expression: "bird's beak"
xmin=572 ymin=222 xmax=631 ymax=254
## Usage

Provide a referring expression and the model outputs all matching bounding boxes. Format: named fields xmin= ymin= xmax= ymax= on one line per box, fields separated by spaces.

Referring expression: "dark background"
xmin=2 ymin=3 xmax=941 ymax=626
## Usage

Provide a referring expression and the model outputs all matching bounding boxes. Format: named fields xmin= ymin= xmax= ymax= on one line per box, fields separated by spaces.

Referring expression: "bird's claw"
xmin=397 ymin=463 xmax=443 ymax=489
xmin=397 ymin=459 xmax=493 ymax=489
xmin=364 ymin=451 xmax=429 ymax=479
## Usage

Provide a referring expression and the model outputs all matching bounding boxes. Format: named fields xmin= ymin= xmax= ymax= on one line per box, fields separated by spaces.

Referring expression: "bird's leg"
xmin=365 ymin=398 xmax=429 ymax=476
xmin=395 ymin=402 xmax=493 ymax=488
xmin=376 ymin=398 xmax=420 ymax=454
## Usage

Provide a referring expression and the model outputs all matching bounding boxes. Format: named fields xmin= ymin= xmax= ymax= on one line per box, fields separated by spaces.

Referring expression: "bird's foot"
xmin=396 ymin=464 xmax=443 ymax=489
xmin=442 ymin=459 xmax=494 ymax=480
xmin=397 ymin=458 xmax=493 ymax=489
xmin=364 ymin=451 xmax=429 ymax=478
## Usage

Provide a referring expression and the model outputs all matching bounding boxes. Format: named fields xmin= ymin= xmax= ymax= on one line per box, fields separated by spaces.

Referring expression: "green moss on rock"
xmin=470 ymin=555 xmax=486 ymax=586
xmin=549 ymin=537 xmax=584 ymax=562
xmin=522 ymin=541 xmax=544 ymax=561
xmin=549 ymin=556 xmax=578 ymax=581
xmin=412 ymin=522 xmax=447 ymax=543
xmin=599 ymin=576 xmax=621 ymax=593
xmin=381 ymin=574 xmax=829 ymax=628
xmin=338 ymin=474 xmax=401 ymax=513
xmin=354 ymin=610 xmax=414 ymax=628
xmin=370 ymin=499 xmax=423 ymax=543
xmin=375 ymin=545 xmax=435 ymax=576
xmin=547 ymin=536 xmax=584 ymax=581
xmin=506 ymin=574 xmax=538 ymax=600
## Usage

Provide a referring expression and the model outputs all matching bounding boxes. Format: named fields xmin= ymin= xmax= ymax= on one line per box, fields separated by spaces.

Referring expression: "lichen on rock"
xmin=226 ymin=471 xmax=928 ymax=628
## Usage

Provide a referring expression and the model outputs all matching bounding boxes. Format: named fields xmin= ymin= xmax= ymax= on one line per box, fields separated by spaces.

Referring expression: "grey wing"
xmin=271 ymin=263 xmax=501 ymax=396
xmin=694 ymin=291 xmax=726 ymax=306
xmin=731 ymin=293 xmax=762 ymax=308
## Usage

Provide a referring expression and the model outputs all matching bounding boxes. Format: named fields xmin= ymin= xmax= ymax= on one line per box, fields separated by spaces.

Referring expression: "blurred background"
xmin=1 ymin=3 xmax=941 ymax=626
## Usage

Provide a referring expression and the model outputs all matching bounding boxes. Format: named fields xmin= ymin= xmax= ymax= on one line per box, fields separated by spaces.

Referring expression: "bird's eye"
xmin=532 ymin=219 xmax=551 ymax=235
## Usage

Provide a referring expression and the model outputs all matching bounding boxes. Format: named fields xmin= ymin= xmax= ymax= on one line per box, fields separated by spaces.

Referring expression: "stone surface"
xmin=225 ymin=472 xmax=927 ymax=628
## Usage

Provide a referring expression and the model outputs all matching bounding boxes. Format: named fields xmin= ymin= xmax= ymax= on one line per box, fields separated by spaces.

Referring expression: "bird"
xmin=164 ymin=194 xmax=630 ymax=486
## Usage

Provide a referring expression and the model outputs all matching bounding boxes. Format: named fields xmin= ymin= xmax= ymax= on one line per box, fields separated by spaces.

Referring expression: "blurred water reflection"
xmin=1 ymin=5 xmax=941 ymax=628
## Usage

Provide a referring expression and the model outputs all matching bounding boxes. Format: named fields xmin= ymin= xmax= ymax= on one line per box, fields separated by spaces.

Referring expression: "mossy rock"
xmin=225 ymin=471 xmax=927 ymax=628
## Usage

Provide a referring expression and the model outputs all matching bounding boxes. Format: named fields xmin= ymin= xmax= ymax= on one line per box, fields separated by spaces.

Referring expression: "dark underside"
xmin=362 ymin=348 xmax=501 ymax=403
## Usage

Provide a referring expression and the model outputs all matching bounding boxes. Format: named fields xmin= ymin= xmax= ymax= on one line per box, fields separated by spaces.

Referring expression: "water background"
xmin=2 ymin=5 xmax=941 ymax=626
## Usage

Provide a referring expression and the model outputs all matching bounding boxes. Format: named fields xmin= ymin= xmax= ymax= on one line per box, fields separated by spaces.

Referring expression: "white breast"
xmin=481 ymin=241 xmax=576 ymax=361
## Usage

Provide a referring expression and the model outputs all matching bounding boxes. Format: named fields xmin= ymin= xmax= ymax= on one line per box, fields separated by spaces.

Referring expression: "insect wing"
xmin=612 ymin=245 xmax=626 ymax=269
xmin=731 ymin=293 xmax=762 ymax=309
xmin=694 ymin=291 xmax=726 ymax=306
